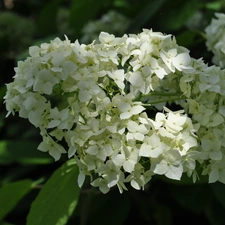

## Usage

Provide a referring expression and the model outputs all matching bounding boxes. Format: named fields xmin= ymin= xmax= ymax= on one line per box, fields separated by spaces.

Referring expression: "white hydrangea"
xmin=205 ymin=13 xmax=225 ymax=68
xmin=4 ymin=27 xmax=225 ymax=193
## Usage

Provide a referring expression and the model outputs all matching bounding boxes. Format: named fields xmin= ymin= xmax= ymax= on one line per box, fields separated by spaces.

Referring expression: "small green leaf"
xmin=0 ymin=179 xmax=32 ymax=221
xmin=26 ymin=159 xmax=80 ymax=225
xmin=0 ymin=140 xmax=53 ymax=165
xmin=205 ymin=1 xmax=223 ymax=10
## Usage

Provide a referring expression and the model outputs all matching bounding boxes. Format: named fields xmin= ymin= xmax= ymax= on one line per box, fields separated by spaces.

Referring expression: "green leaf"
xmin=0 ymin=179 xmax=32 ymax=222
xmin=26 ymin=159 xmax=80 ymax=225
xmin=0 ymin=140 xmax=53 ymax=165
xmin=205 ymin=1 xmax=223 ymax=10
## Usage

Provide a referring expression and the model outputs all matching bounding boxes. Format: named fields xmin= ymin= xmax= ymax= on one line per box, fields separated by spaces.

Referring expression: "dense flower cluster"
xmin=205 ymin=13 xmax=225 ymax=68
xmin=4 ymin=28 xmax=225 ymax=193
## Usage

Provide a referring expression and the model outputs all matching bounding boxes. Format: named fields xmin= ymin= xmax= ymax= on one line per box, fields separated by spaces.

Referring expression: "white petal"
xmin=68 ymin=146 xmax=77 ymax=158
xmin=130 ymin=105 xmax=145 ymax=115
xmin=123 ymin=160 xmax=135 ymax=173
xmin=129 ymin=72 xmax=143 ymax=87
xmin=28 ymin=111 xmax=42 ymax=127
xmin=37 ymin=141 xmax=49 ymax=152
xmin=99 ymin=184 xmax=110 ymax=194
xmin=79 ymin=90 xmax=91 ymax=102
xmin=209 ymin=169 xmax=219 ymax=183
xmin=48 ymin=120 xmax=60 ymax=129
xmin=131 ymin=179 xmax=141 ymax=190
xmin=118 ymin=102 xmax=131 ymax=112
xmin=86 ymin=146 xmax=98 ymax=155
xmin=29 ymin=46 xmax=39 ymax=57
xmin=127 ymin=120 xmax=138 ymax=132
xmin=139 ymin=144 xmax=151 ymax=157
xmin=165 ymin=164 xmax=183 ymax=180
xmin=49 ymin=148 xmax=61 ymax=161
xmin=78 ymin=171 xmax=85 ymax=187
xmin=153 ymin=160 xmax=168 ymax=175
xmin=209 ymin=151 xmax=222 ymax=160
xmin=112 ymin=154 xmax=125 ymax=166
xmin=120 ymin=112 xmax=131 ymax=119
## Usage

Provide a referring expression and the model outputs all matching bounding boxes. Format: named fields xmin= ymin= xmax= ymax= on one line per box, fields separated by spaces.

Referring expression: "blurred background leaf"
xmin=0 ymin=179 xmax=32 ymax=222
xmin=210 ymin=182 xmax=225 ymax=209
xmin=127 ymin=0 xmax=166 ymax=33
xmin=69 ymin=0 xmax=113 ymax=37
xmin=0 ymin=140 xmax=53 ymax=165
xmin=36 ymin=0 xmax=62 ymax=36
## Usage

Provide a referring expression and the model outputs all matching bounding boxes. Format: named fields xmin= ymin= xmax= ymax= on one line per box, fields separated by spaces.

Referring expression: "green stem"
xmin=142 ymin=96 xmax=186 ymax=106
xmin=143 ymin=91 xmax=183 ymax=97
xmin=134 ymin=91 xmax=184 ymax=101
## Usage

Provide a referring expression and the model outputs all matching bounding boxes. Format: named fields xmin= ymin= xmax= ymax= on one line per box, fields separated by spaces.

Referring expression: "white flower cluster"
xmin=179 ymin=59 xmax=225 ymax=184
xmin=4 ymin=29 xmax=225 ymax=193
xmin=205 ymin=13 xmax=225 ymax=68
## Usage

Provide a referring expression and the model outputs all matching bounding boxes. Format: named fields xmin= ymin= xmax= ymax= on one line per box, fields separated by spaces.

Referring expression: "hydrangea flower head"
xmin=4 ymin=28 xmax=225 ymax=193
xmin=205 ymin=13 xmax=225 ymax=68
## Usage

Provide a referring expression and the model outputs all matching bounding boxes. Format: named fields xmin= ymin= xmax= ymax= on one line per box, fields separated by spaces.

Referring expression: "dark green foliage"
xmin=69 ymin=0 xmax=113 ymax=37
xmin=0 ymin=180 xmax=32 ymax=222
xmin=0 ymin=11 xmax=34 ymax=58
xmin=0 ymin=140 xmax=53 ymax=165
xmin=36 ymin=0 xmax=63 ymax=36
xmin=126 ymin=0 xmax=166 ymax=33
